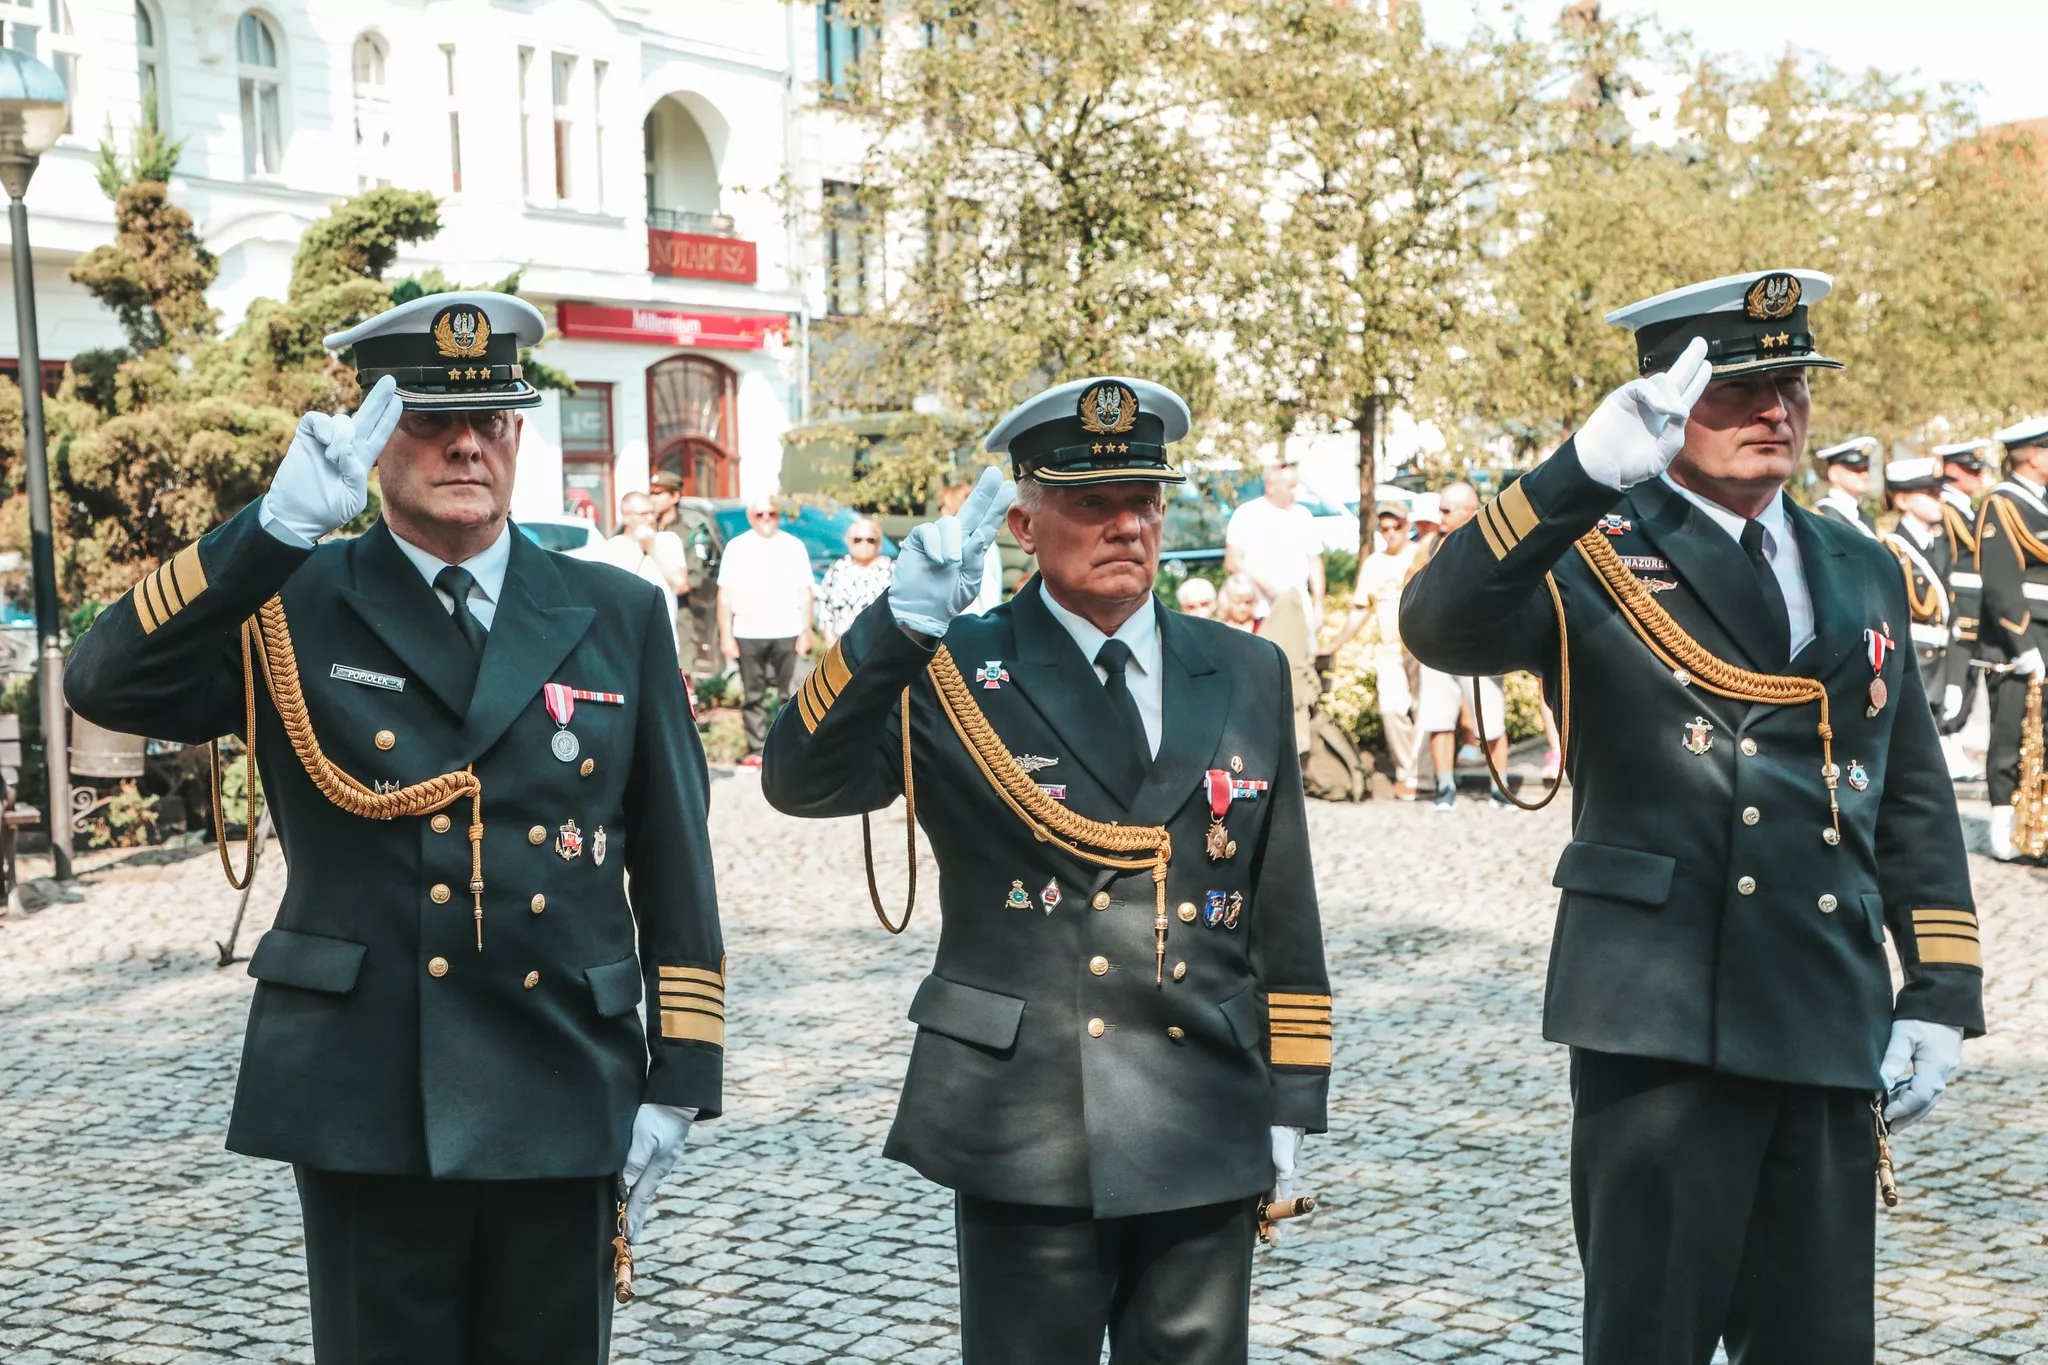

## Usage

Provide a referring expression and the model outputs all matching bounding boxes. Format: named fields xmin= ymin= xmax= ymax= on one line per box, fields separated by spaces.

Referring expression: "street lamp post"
xmin=0 ymin=51 xmax=74 ymax=880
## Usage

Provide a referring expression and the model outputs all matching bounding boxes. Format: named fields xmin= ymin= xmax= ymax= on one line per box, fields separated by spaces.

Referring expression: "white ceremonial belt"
xmin=1911 ymin=623 xmax=1948 ymax=646
xmin=1949 ymin=572 xmax=1981 ymax=588
xmin=2024 ymin=583 xmax=2048 ymax=603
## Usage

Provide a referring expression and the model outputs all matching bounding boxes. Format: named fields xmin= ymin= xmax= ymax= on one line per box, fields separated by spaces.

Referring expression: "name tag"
xmin=332 ymin=663 xmax=406 ymax=692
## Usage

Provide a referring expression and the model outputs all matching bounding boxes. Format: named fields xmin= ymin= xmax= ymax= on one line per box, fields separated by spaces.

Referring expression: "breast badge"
xmin=1006 ymin=879 xmax=1032 ymax=910
xmin=1039 ymin=879 xmax=1061 ymax=913
xmin=1846 ymin=760 xmax=1870 ymax=792
xmin=1599 ymin=514 xmax=1633 ymax=536
xmin=1682 ymin=716 xmax=1715 ymax=756
xmin=1203 ymin=890 xmax=1228 ymax=928
xmin=1862 ymin=626 xmax=1895 ymax=717
xmin=593 ymin=826 xmax=607 ymax=867
xmin=976 ymin=661 xmax=1010 ymax=690
xmin=556 ymin=819 xmax=583 ymax=861
xmin=543 ymin=683 xmax=627 ymax=762
xmin=1201 ymin=769 xmax=1239 ymax=860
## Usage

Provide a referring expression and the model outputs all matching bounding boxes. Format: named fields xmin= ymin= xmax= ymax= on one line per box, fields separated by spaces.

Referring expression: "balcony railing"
xmin=648 ymin=208 xmax=739 ymax=236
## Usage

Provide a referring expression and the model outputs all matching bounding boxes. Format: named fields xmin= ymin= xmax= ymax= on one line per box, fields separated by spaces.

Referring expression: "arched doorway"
xmin=648 ymin=355 xmax=737 ymax=497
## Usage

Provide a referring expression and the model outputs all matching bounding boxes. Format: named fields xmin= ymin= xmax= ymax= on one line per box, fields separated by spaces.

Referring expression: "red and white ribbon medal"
xmin=1863 ymin=626 xmax=1894 ymax=716
xmin=1203 ymin=768 xmax=1234 ymax=861
xmin=543 ymin=682 xmax=580 ymax=762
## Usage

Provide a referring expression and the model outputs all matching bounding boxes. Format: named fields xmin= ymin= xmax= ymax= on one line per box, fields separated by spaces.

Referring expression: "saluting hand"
xmin=1574 ymin=336 xmax=1714 ymax=492
xmin=262 ymin=375 xmax=403 ymax=547
xmin=888 ymin=466 xmax=1018 ymax=638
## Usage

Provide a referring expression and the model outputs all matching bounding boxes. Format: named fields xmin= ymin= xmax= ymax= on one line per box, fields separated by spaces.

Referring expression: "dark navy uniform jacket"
xmin=1881 ymin=525 xmax=1951 ymax=711
xmin=1977 ymin=477 xmax=2048 ymax=667
xmin=762 ymin=582 xmax=1330 ymax=1218
xmin=1401 ymin=444 xmax=1983 ymax=1091
xmin=67 ymin=503 xmax=725 ymax=1179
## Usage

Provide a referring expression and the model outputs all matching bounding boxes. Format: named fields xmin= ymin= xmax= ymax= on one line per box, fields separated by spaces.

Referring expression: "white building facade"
xmin=0 ymin=0 xmax=880 ymax=527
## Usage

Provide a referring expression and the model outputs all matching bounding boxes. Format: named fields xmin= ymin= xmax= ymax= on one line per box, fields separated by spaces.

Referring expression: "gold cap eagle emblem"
xmin=1077 ymin=381 xmax=1139 ymax=435
xmin=432 ymin=307 xmax=492 ymax=359
xmin=1743 ymin=273 xmax=1801 ymax=322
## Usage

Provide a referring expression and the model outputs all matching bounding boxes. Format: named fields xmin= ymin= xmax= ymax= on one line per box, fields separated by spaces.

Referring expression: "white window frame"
xmin=442 ymin=44 xmax=462 ymax=195
xmin=591 ymin=58 xmax=607 ymax=211
xmin=550 ymin=51 xmax=576 ymax=204
xmin=517 ymin=44 xmax=535 ymax=199
xmin=236 ymin=10 xmax=285 ymax=178
xmin=134 ymin=0 xmax=164 ymax=118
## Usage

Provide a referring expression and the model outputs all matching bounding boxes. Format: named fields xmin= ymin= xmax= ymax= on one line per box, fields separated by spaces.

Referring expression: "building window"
xmin=823 ymin=181 xmax=872 ymax=317
xmin=352 ymin=31 xmax=386 ymax=90
xmin=352 ymin=30 xmax=391 ymax=189
xmin=649 ymin=357 xmax=738 ymax=499
xmin=817 ymin=0 xmax=878 ymax=96
xmin=0 ymin=358 xmax=65 ymax=398
xmin=517 ymin=45 xmax=534 ymax=198
xmin=591 ymin=60 xmax=607 ymax=210
xmin=236 ymin=11 xmax=284 ymax=176
xmin=551 ymin=53 xmax=575 ymax=202
xmin=561 ymin=383 xmax=614 ymax=455
xmin=442 ymin=44 xmax=461 ymax=193
xmin=134 ymin=2 xmax=163 ymax=109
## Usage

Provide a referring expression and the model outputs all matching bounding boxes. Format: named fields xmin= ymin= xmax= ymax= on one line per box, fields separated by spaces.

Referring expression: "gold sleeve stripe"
xmin=1271 ymin=1035 xmax=1332 ymax=1068
xmin=657 ymin=964 xmax=724 ymax=989
xmin=1270 ymin=1021 xmax=1334 ymax=1037
xmin=1497 ymin=480 xmax=1539 ymax=541
xmin=658 ymin=995 xmax=725 ymax=1017
xmin=1912 ymin=908 xmax=1978 ymax=928
xmin=820 ymin=639 xmax=852 ymax=699
xmin=1476 ymin=501 xmax=1510 ymax=560
xmin=1268 ymin=992 xmax=1332 ymax=1009
xmin=1270 ymin=1009 xmax=1333 ymax=1025
xmin=797 ymin=677 xmax=825 ymax=733
xmin=153 ymin=565 xmax=183 ymax=613
xmin=657 ymin=984 xmax=725 ymax=1005
xmin=170 ymin=542 xmax=208 ymax=607
xmin=1916 ymin=936 xmax=1982 ymax=968
xmin=659 ymin=1009 xmax=725 ymax=1046
xmin=145 ymin=567 xmax=174 ymax=629
xmin=132 ymin=576 xmax=163 ymax=633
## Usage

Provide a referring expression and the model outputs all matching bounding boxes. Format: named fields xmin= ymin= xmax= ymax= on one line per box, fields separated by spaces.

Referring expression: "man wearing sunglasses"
xmin=66 ymin=292 xmax=725 ymax=1364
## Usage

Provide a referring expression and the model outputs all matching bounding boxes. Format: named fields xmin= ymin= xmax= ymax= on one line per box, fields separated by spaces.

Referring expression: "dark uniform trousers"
xmin=1976 ymin=479 xmax=2048 ymax=806
xmin=762 ymin=584 xmax=1332 ymax=1364
xmin=65 ymin=506 xmax=728 ymax=1365
xmin=1401 ymin=443 xmax=1982 ymax=1365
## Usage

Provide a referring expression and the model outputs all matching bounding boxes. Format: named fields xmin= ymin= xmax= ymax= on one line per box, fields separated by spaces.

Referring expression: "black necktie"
xmin=1739 ymin=519 xmax=1792 ymax=666
xmin=434 ymin=565 xmax=488 ymax=656
xmin=1095 ymin=639 xmax=1151 ymax=801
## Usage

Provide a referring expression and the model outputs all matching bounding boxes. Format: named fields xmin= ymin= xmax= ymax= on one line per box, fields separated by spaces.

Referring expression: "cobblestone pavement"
xmin=4 ymin=776 xmax=2047 ymax=1364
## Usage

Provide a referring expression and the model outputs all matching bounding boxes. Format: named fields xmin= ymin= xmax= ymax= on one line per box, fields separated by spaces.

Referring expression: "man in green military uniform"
xmin=66 ymin=292 xmax=724 ymax=1364
xmin=763 ymin=377 xmax=1330 ymax=1364
xmin=1977 ymin=416 xmax=2048 ymax=860
xmin=1402 ymin=269 xmax=1982 ymax=1364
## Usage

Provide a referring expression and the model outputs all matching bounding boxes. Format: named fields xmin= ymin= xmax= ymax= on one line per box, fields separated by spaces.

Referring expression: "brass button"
xmin=1166 ymin=1026 xmax=1186 ymax=1041
xmin=1087 ymin=1017 xmax=1106 ymax=1038
xmin=1088 ymin=955 xmax=1109 ymax=976
xmin=1177 ymin=902 xmax=1197 ymax=924
xmin=1172 ymin=961 xmax=1187 ymax=981
xmin=523 ymin=971 xmax=540 ymax=989
xmin=1742 ymin=807 xmax=1760 ymax=826
xmin=427 ymin=956 xmax=449 ymax=978
xmin=1818 ymin=894 xmax=1838 ymax=914
xmin=530 ymin=893 xmax=546 ymax=914
xmin=1230 ymin=755 xmax=1244 ymax=774
xmin=579 ymin=758 xmax=595 ymax=777
xmin=429 ymin=883 xmax=452 ymax=904
xmin=430 ymin=813 xmax=452 ymax=834
xmin=374 ymin=729 xmax=395 ymax=750
xmin=1737 ymin=876 xmax=1757 ymax=895
xmin=1091 ymin=891 xmax=1111 ymax=911
xmin=528 ymin=824 xmax=547 ymax=845
xmin=1823 ymin=827 xmax=1841 ymax=846
xmin=1740 ymin=737 xmax=1758 ymax=757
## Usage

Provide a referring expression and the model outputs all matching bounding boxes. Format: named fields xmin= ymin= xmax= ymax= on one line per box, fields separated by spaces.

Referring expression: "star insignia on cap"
xmin=447 ymin=367 xmax=462 ymax=380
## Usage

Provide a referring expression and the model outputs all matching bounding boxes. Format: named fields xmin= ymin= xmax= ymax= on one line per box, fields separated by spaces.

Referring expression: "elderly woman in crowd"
xmin=1216 ymin=573 xmax=1261 ymax=632
xmin=818 ymin=517 xmax=896 ymax=644
xmin=1174 ymin=576 xmax=1217 ymax=616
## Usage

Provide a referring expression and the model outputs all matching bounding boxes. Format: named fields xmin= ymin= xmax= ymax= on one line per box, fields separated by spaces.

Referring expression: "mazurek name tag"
xmin=332 ymin=664 xmax=406 ymax=692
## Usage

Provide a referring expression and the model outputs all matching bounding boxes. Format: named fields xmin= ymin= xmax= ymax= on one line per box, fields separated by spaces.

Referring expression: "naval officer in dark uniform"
xmin=66 ymin=292 xmax=725 ymax=1364
xmin=1814 ymin=435 xmax=1880 ymax=537
xmin=763 ymin=377 xmax=1331 ymax=1365
xmin=1401 ymin=269 xmax=1982 ymax=1364
xmin=1977 ymin=415 xmax=2048 ymax=860
xmin=1879 ymin=456 xmax=1955 ymax=727
xmin=1933 ymin=440 xmax=1992 ymax=756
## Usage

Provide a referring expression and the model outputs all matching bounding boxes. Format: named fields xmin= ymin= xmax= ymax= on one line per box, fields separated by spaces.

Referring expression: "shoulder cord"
xmin=860 ymin=688 xmax=916 ymax=934
xmin=1990 ymin=495 xmax=2048 ymax=567
xmin=1571 ymin=530 xmax=1841 ymax=838
xmin=861 ymin=647 xmax=1175 ymax=980
xmin=1881 ymin=538 xmax=1944 ymax=622
xmin=209 ymin=596 xmax=489 ymax=949
xmin=1943 ymin=503 xmax=1977 ymax=559
xmin=1472 ymin=573 xmax=1570 ymax=811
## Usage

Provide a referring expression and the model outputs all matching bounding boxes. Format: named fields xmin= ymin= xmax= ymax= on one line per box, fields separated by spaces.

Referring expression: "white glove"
xmin=1263 ymin=1124 xmax=1305 ymax=1242
xmin=2016 ymin=647 xmax=2045 ymax=680
xmin=1573 ymin=336 xmax=1714 ymax=492
xmin=620 ymin=1101 xmax=697 ymax=1240
xmin=1942 ymin=683 xmax=1965 ymax=722
xmin=259 ymin=374 xmax=402 ymax=548
xmin=1880 ymin=1020 xmax=1964 ymax=1132
xmin=888 ymin=466 xmax=1017 ymax=637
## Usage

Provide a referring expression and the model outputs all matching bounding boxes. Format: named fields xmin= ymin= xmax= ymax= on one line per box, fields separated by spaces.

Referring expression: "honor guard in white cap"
xmin=66 ymin=292 xmax=725 ymax=1363
xmin=1815 ymin=436 xmax=1882 ymax=537
xmin=1976 ymin=415 xmax=2048 ymax=857
xmin=1881 ymin=457 xmax=1956 ymax=724
xmin=1932 ymin=440 xmax=1995 ymax=760
xmin=1401 ymin=268 xmax=1980 ymax=1363
xmin=763 ymin=376 xmax=1330 ymax=1364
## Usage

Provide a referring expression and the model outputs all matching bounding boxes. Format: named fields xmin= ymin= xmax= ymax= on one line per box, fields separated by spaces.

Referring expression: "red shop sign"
xmin=647 ymin=228 xmax=759 ymax=284
xmin=556 ymin=302 xmax=789 ymax=351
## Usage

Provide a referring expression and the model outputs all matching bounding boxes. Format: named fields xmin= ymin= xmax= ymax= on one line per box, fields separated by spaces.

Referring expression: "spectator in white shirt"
xmin=1224 ymin=455 xmax=1325 ymax=626
xmin=1325 ymin=502 xmax=1423 ymax=796
xmin=717 ymin=497 xmax=815 ymax=767
xmin=585 ymin=491 xmax=690 ymax=628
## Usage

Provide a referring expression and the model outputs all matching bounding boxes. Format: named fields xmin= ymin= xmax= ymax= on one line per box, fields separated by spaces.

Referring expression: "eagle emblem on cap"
xmin=432 ymin=306 xmax=492 ymax=359
xmin=1743 ymin=273 xmax=1801 ymax=322
xmin=1077 ymin=382 xmax=1139 ymax=435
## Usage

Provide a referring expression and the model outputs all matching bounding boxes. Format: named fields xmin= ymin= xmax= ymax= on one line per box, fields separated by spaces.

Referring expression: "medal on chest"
xmin=1203 ymin=769 xmax=1238 ymax=861
xmin=1863 ymin=624 xmax=1895 ymax=717
xmin=543 ymin=683 xmax=626 ymax=761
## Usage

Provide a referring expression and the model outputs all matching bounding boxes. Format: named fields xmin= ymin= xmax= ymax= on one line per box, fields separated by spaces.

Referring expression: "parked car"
xmin=706 ymin=500 xmax=898 ymax=580
xmin=514 ymin=516 xmax=603 ymax=555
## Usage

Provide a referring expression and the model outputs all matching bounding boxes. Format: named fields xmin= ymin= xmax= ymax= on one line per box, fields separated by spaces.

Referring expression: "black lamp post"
xmin=0 ymin=49 xmax=74 ymax=879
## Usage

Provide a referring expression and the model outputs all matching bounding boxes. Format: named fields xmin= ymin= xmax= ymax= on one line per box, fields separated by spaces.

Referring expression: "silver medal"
xmin=551 ymin=729 xmax=581 ymax=762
